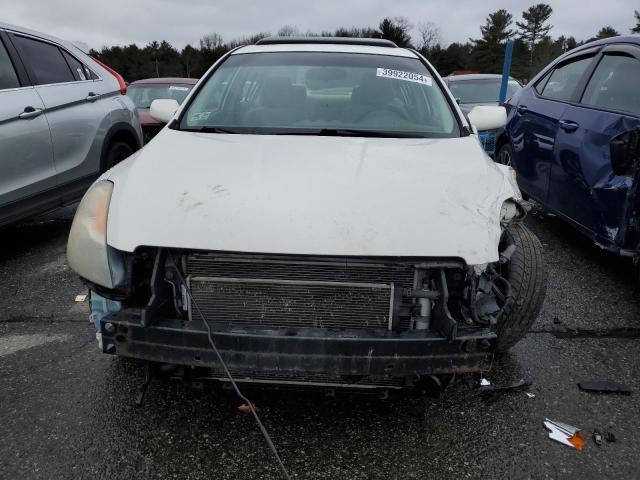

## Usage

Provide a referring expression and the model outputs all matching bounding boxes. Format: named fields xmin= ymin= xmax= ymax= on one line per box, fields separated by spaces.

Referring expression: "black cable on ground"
xmin=168 ymin=252 xmax=292 ymax=480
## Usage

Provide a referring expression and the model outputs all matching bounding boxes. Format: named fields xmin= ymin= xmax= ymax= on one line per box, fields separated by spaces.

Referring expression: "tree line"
xmin=92 ymin=5 xmax=640 ymax=83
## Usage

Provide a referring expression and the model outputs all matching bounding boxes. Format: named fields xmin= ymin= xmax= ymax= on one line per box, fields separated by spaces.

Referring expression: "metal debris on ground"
xmin=593 ymin=430 xmax=603 ymax=446
xmin=480 ymin=378 xmax=491 ymax=386
xmin=578 ymin=380 xmax=632 ymax=395
xmin=544 ymin=419 xmax=586 ymax=450
xmin=74 ymin=294 xmax=87 ymax=302
xmin=524 ymin=392 xmax=536 ymax=399
xmin=478 ymin=379 xmax=532 ymax=402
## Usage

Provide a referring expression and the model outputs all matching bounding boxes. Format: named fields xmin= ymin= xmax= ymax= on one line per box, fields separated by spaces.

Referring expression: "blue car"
xmin=496 ymin=36 xmax=640 ymax=257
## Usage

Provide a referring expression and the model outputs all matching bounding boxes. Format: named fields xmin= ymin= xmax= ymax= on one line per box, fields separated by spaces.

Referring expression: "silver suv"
xmin=0 ymin=23 xmax=142 ymax=226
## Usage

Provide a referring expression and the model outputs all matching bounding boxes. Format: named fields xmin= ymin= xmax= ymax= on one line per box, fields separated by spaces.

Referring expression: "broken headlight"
xmin=67 ymin=180 xmax=116 ymax=288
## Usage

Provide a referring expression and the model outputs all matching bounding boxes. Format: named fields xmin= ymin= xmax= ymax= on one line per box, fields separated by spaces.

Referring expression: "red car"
xmin=127 ymin=77 xmax=198 ymax=143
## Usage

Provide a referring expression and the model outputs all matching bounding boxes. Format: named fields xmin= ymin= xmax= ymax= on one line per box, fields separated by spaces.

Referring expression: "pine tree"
xmin=378 ymin=17 xmax=413 ymax=48
xmin=470 ymin=9 xmax=515 ymax=72
xmin=594 ymin=26 xmax=620 ymax=40
xmin=516 ymin=4 xmax=553 ymax=67
xmin=633 ymin=10 xmax=640 ymax=34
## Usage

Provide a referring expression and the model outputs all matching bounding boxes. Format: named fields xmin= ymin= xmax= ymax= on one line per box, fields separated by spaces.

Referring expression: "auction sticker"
xmin=169 ymin=85 xmax=190 ymax=91
xmin=376 ymin=68 xmax=432 ymax=86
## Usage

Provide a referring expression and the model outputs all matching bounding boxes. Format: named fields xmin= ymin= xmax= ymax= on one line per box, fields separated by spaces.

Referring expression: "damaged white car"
xmin=67 ymin=37 xmax=546 ymax=392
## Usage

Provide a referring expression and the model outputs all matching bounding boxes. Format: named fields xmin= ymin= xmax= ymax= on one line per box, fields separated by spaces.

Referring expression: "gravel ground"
xmin=1 ymin=204 xmax=639 ymax=479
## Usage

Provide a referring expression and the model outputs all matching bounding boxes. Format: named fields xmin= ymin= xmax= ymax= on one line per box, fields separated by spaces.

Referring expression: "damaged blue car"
xmin=495 ymin=36 xmax=640 ymax=258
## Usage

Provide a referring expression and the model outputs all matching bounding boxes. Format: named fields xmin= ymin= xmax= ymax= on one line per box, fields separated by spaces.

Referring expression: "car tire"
xmin=103 ymin=141 xmax=134 ymax=171
xmin=495 ymin=222 xmax=547 ymax=352
xmin=496 ymin=143 xmax=513 ymax=167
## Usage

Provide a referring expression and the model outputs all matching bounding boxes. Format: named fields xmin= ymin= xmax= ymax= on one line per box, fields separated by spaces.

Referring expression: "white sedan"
xmin=67 ymin=37 xmax=546 ymax=392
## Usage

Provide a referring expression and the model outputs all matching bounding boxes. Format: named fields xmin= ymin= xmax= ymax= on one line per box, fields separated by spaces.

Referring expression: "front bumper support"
xmin=100 ymin=311 xmax=495 ymax=376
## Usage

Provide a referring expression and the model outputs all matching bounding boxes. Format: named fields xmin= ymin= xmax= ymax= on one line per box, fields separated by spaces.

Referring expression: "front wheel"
xmin=495 ymin=222 xmax=547 ymax=352
xmin=496 ymin=143 xmax=513 ymax=167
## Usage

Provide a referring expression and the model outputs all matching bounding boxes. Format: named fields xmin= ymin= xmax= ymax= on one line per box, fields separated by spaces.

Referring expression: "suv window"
xmin=62 ymin=50 xmax=89 ymax=81
xmin=539 ymin=56 xmax=593 ymax=102
xmin=581 ymin=54 xmax=640 ymax=116
xmin=12 ymin=35 xmax=74 ymax=85
xmin=0 ymin=38 xmax=20 ymax=90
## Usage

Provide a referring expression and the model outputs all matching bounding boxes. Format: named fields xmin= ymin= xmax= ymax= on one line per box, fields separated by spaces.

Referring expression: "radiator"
xmin=185 ymin=254 xmax=416 ymax=330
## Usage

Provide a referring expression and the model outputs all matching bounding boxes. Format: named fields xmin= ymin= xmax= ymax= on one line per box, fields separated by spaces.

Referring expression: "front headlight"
xmin=67 ymin=180 xmax=115 ymax=288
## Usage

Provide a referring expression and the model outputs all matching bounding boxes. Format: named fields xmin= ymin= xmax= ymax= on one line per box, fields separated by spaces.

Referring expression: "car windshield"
xmin=447 ymin=78 xmax=521 ymax=104
xmin=127 ymin=84 xmax=193 ymax=108
xmin=178 ymin=52 xmax=459 ymax=137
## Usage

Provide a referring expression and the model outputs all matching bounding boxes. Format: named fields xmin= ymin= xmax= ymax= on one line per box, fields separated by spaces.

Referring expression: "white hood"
xmin=104 ymin=129 xmax=518 ymax=264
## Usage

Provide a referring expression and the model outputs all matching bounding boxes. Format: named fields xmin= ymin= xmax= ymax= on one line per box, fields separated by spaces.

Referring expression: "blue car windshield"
xmin=178 ymin=52 xmax=459 ymax=138
xmin=448 ymin=78 xmax=521 ymax=104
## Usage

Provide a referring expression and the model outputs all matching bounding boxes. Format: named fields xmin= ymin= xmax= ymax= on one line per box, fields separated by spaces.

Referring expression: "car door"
xmin=9 ymin=33 xmax=102 ymax=194
xmin=551 ymin=45 xmax=640 ymax=246
xmin=0 ymin=31 xmax=57 ymax=225
xmin=508 ymin=52 xmax=597 ymax=202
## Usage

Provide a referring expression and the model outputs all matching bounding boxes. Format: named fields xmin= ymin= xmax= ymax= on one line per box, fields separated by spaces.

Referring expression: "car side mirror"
xmin=610 ymin=129 xmax=640 ymax=176
xmin=149 ymin=99 xmax=180 ymax=124
xmin=467 ymin=105 xmax=507 ymax=131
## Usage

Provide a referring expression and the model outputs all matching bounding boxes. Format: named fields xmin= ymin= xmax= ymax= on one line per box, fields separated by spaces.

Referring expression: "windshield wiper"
xmin=180 ymin=126 xmax=241 ymax=134
xmin=314 ymin=128 xmax=425 ymax=138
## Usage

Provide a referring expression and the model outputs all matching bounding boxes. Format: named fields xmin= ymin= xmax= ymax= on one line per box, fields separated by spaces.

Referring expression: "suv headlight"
xmin=67 ymin=180 xmax=115 ymax=288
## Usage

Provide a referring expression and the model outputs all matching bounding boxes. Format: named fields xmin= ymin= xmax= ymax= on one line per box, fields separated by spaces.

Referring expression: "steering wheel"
xmin=354 ymin=105 xmax=409 ymax=123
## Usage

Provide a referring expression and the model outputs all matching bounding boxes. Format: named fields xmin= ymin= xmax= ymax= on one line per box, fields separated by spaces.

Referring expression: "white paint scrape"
xmin=0 ymin=334 xmax=71 ymax=358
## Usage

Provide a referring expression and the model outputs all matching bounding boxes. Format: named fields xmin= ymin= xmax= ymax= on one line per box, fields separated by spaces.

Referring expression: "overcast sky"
xmin=1 ymin=0 xmax=637 ymax=50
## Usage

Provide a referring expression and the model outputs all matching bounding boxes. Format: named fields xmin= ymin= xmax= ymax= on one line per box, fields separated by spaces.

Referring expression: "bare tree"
xmin=277 ymin=25 xmax=300 ymax=37
xmin=417 ymin=21 xmax=442 ymax=52
xmin=199 ymin=33 xmax=224 ymax=50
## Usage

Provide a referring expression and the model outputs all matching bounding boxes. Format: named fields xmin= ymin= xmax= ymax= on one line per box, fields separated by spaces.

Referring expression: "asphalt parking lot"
xmin=1 ymin=204 xmax=639 ymax=480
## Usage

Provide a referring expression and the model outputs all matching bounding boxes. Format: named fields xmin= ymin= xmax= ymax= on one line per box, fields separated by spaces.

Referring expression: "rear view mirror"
xmin=468 ymin=105 xmax=507 ymax=132
xmin=149 ymin=99 xmax=180 ymax=124
xmin=610 ymin=129 xmax=640 ymax=176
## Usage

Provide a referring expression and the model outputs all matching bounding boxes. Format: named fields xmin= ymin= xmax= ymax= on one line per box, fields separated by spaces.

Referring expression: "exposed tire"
xmin=495 ymin=222 xmax=547 ymax=352
xmin=102 ymin=140 xmax=134 ymax=171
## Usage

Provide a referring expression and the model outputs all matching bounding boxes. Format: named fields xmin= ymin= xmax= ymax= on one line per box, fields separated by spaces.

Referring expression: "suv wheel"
xmin=103 ymin=141 xmax=134 ymax=171
xmin=495 ymin=222 xmax=547 ymax=352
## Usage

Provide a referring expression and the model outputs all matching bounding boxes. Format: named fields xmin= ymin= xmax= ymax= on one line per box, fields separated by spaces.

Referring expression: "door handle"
xmin=18 ymin=106 xmax=43 ymax=119
xmin=85 ymin=92 xmax=99 ymax=102
xmin=517 ymin=105 xmax=528 ymax=114
xmin=559 ymin=120 xmax=579 ymax=132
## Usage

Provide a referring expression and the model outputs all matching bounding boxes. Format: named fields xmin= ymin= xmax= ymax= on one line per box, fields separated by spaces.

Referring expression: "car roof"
xmin=0 ymin=21 xmax=78 ymax=52
xmin=129 ymin=77 xmax=198 ymax=85
xmin=256 ymin=36 xmax=398 ymax=48
xmin=573 ymin=34 xmax=640 ymax=50
xmin=528 ymin=34 xmax=640 ymax=86
xmin=445 ymin=74 xmax=517 ymax=81
xmin=233 ymin=42 xmax=419 ymax=58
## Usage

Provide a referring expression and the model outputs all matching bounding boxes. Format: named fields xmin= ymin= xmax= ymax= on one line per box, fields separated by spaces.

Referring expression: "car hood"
xmin=104 ymin=129 xmax=518 ymax=264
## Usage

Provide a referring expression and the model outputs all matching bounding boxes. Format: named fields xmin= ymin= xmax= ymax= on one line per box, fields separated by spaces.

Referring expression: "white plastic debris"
xmin=480 ymin=378 xmax=491 ymax=386
xmin=525 ymin=392 xmax=535 ymax=398
xmin=75 ymin=294 xmax=87 ymax=302
xmin=544 ymin=418 xmax=586 ymax=450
